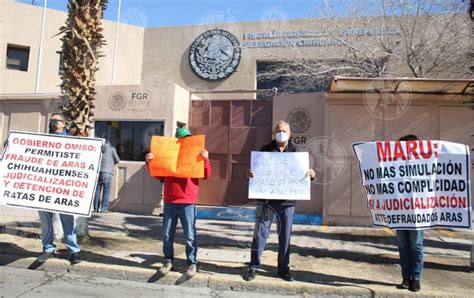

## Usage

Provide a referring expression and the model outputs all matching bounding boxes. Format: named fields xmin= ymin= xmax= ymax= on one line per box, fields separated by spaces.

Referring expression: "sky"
xmin=17 ymin=0 xmax=329 ymax=28
xmin=16 ymin=0 xmax=469 ymax=28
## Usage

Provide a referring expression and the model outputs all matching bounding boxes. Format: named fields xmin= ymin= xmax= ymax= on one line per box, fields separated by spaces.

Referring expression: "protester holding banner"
xmin=395 ymin=135 xmax=424 ymax=292
xmin=37 ymin=113 xmax=81 ymax=264
xmin=93 ymin=140 xmax=120 ymax=213
xmin=145 ymin=127 xmax=211 ymax=278
xmin=353 ymin=134 xmax=471 ymax=292
xmin=243 ymin=120 xmax=315 ymax=282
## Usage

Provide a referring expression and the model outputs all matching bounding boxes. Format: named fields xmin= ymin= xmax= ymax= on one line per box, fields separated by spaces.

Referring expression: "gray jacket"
xmin=100 ymin=141 xmax=120 ymax=174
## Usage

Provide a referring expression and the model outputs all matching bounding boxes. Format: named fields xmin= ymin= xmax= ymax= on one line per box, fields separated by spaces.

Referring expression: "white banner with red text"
xmin=352 ymin=140 xmax=471 ymax=229
xmin=0 ymin=131 xmax=103 ymax=217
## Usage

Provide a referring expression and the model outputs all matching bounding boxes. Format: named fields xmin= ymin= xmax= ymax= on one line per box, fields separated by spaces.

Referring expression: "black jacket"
xmin=255 ymin=140 xmax=300 ymax=207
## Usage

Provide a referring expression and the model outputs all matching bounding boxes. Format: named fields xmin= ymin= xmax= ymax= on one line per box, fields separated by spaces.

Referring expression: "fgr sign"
xmin=287 ymin=108 xmax=311 ymax=145
xmin=107 ymin=91 xmax=151 ymax=112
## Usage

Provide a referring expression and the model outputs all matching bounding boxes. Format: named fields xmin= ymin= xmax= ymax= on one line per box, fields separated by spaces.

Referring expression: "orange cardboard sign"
xmin=149 ymin=135 xmax=205 ymax=178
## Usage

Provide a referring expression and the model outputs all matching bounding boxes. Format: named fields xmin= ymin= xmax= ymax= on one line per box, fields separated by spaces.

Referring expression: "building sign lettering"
xmin=242 ymin=27 xmax=401 ymax=48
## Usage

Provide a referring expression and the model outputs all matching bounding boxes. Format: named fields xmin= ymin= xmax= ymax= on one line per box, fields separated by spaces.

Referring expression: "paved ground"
xmin=1 ymin=207 xmax=473 ymax=297
xmin=3 ymin=266 xmax=297 ymax=298
xmin=1 ymin=266 xmax=217 ymax=298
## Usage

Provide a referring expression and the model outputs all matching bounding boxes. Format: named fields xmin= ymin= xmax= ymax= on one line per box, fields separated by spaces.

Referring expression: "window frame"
xmin=6 ymin=44 xmax=30 ymax=72
xmin=93 ymin=119 xmax=166 ymax=162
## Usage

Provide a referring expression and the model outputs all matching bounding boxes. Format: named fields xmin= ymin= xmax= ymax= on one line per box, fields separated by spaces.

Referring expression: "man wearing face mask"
xmin=48 ymin=113 xmax=68 ymax=135
xmin=243 ymin=120 xmax=316 ymax=282
xmin=37 ymin=113 xmax=81 ymax=264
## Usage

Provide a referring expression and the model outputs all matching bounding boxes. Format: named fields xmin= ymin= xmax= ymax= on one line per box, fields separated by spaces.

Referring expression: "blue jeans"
xmin=249 ymin=202 xmax=295 ymax=272
xmin=162 ymin=203 xmax=197 ymax=265
xmin=38 ymin=211 xmax=80 ymax=254
xmin=396 ymin=230 xmax=424 ymax=280
xmin=94 ymin=172 xmax=113 ymax=211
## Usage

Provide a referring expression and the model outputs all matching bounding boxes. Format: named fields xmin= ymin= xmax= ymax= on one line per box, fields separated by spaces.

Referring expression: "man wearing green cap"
xmin=146 ymin=127 xmax=212 ymax=278
xmin=175 ymin=127 xmax=192 ymax=138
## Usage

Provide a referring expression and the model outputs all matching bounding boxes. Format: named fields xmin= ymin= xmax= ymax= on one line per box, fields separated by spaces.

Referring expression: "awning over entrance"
xmin=329 ymin=77 xmax=474 ymax=95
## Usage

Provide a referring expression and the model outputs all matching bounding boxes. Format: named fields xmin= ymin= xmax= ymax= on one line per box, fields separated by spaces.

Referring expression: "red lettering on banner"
xmin=392 ymin=142 xmax=407 ymax=161
xmin=405 ymin=141 xmax=420 ymax=160
xmin=377 ymin=140 xmax=435 ymax=162
xmin=377 ymin=142 xmax=391 ymax=162
xmin=419 ymin=140 xmax=433 ymax=159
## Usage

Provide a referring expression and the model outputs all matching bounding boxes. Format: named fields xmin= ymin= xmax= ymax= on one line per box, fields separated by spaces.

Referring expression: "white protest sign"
xmin=0 ymin=131 xmax=103 ymax=217
xmin=249 ymin=151 xmax=311 ymax=200
xmin=352 ymin=140 xmax=471 ymax=229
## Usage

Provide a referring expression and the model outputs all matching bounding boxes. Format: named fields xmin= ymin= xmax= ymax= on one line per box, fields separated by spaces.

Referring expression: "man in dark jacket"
xmin=243 ymin=120 xmax=315 ymax=282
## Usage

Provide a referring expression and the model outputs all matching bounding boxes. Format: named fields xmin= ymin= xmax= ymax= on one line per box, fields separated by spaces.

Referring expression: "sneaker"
xmin=409 ymin=279 xmax=421 ymax=292
xmin=243 ymin=268 xmax=257 ymax=281
xmin=159 ymin=262 xmax=173 ymax=275
xmin=37 ymin=251 xmax=54 ymax=263
xmin=186 ymin=264 xmax=197 ymax=277
xmin=277 ymin=270 xmax=294 ymax=282
xmin=396 ymin=278 xmax=410 ymax=289
xmin=69 ymin=252 xmax=81 ymax=265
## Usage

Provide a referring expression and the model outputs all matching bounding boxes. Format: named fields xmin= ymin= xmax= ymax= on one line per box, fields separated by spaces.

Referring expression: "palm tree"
xmin=58 ymin=0 xmax=109 ymax=237
xmin=59 ymin=0 xmax=108 ymax=137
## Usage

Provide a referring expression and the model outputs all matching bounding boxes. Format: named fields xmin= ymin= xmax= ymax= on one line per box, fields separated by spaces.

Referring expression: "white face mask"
xmin=275 ymin=131 xmax=289 ymax=143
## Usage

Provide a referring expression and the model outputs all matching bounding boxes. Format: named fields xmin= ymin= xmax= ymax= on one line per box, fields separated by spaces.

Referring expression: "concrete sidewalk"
xmin=1 ymin=209 xmax=473 ymax=297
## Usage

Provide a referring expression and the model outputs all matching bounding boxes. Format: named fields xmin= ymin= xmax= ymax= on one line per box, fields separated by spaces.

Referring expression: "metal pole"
xmin=34 ymin=0 xmax=48 ymax=93
xmin=111 ymin=0 xmax=121 ymax=85
xmin=471 ymin=240 xmax=474 ymax=270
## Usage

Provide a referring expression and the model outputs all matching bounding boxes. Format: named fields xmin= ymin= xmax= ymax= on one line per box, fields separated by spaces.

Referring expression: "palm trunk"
xmin=58 ymin=0 xmax=108 ymax=240
xmin=75 ymin=216 xmax=89 ymax=237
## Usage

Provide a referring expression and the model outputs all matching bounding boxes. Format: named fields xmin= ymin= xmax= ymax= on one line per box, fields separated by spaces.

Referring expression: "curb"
xmin=2 ymin=257 xmax=376 ymax=296
xmin=2 ymin=255 xmax=445 ymax=297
